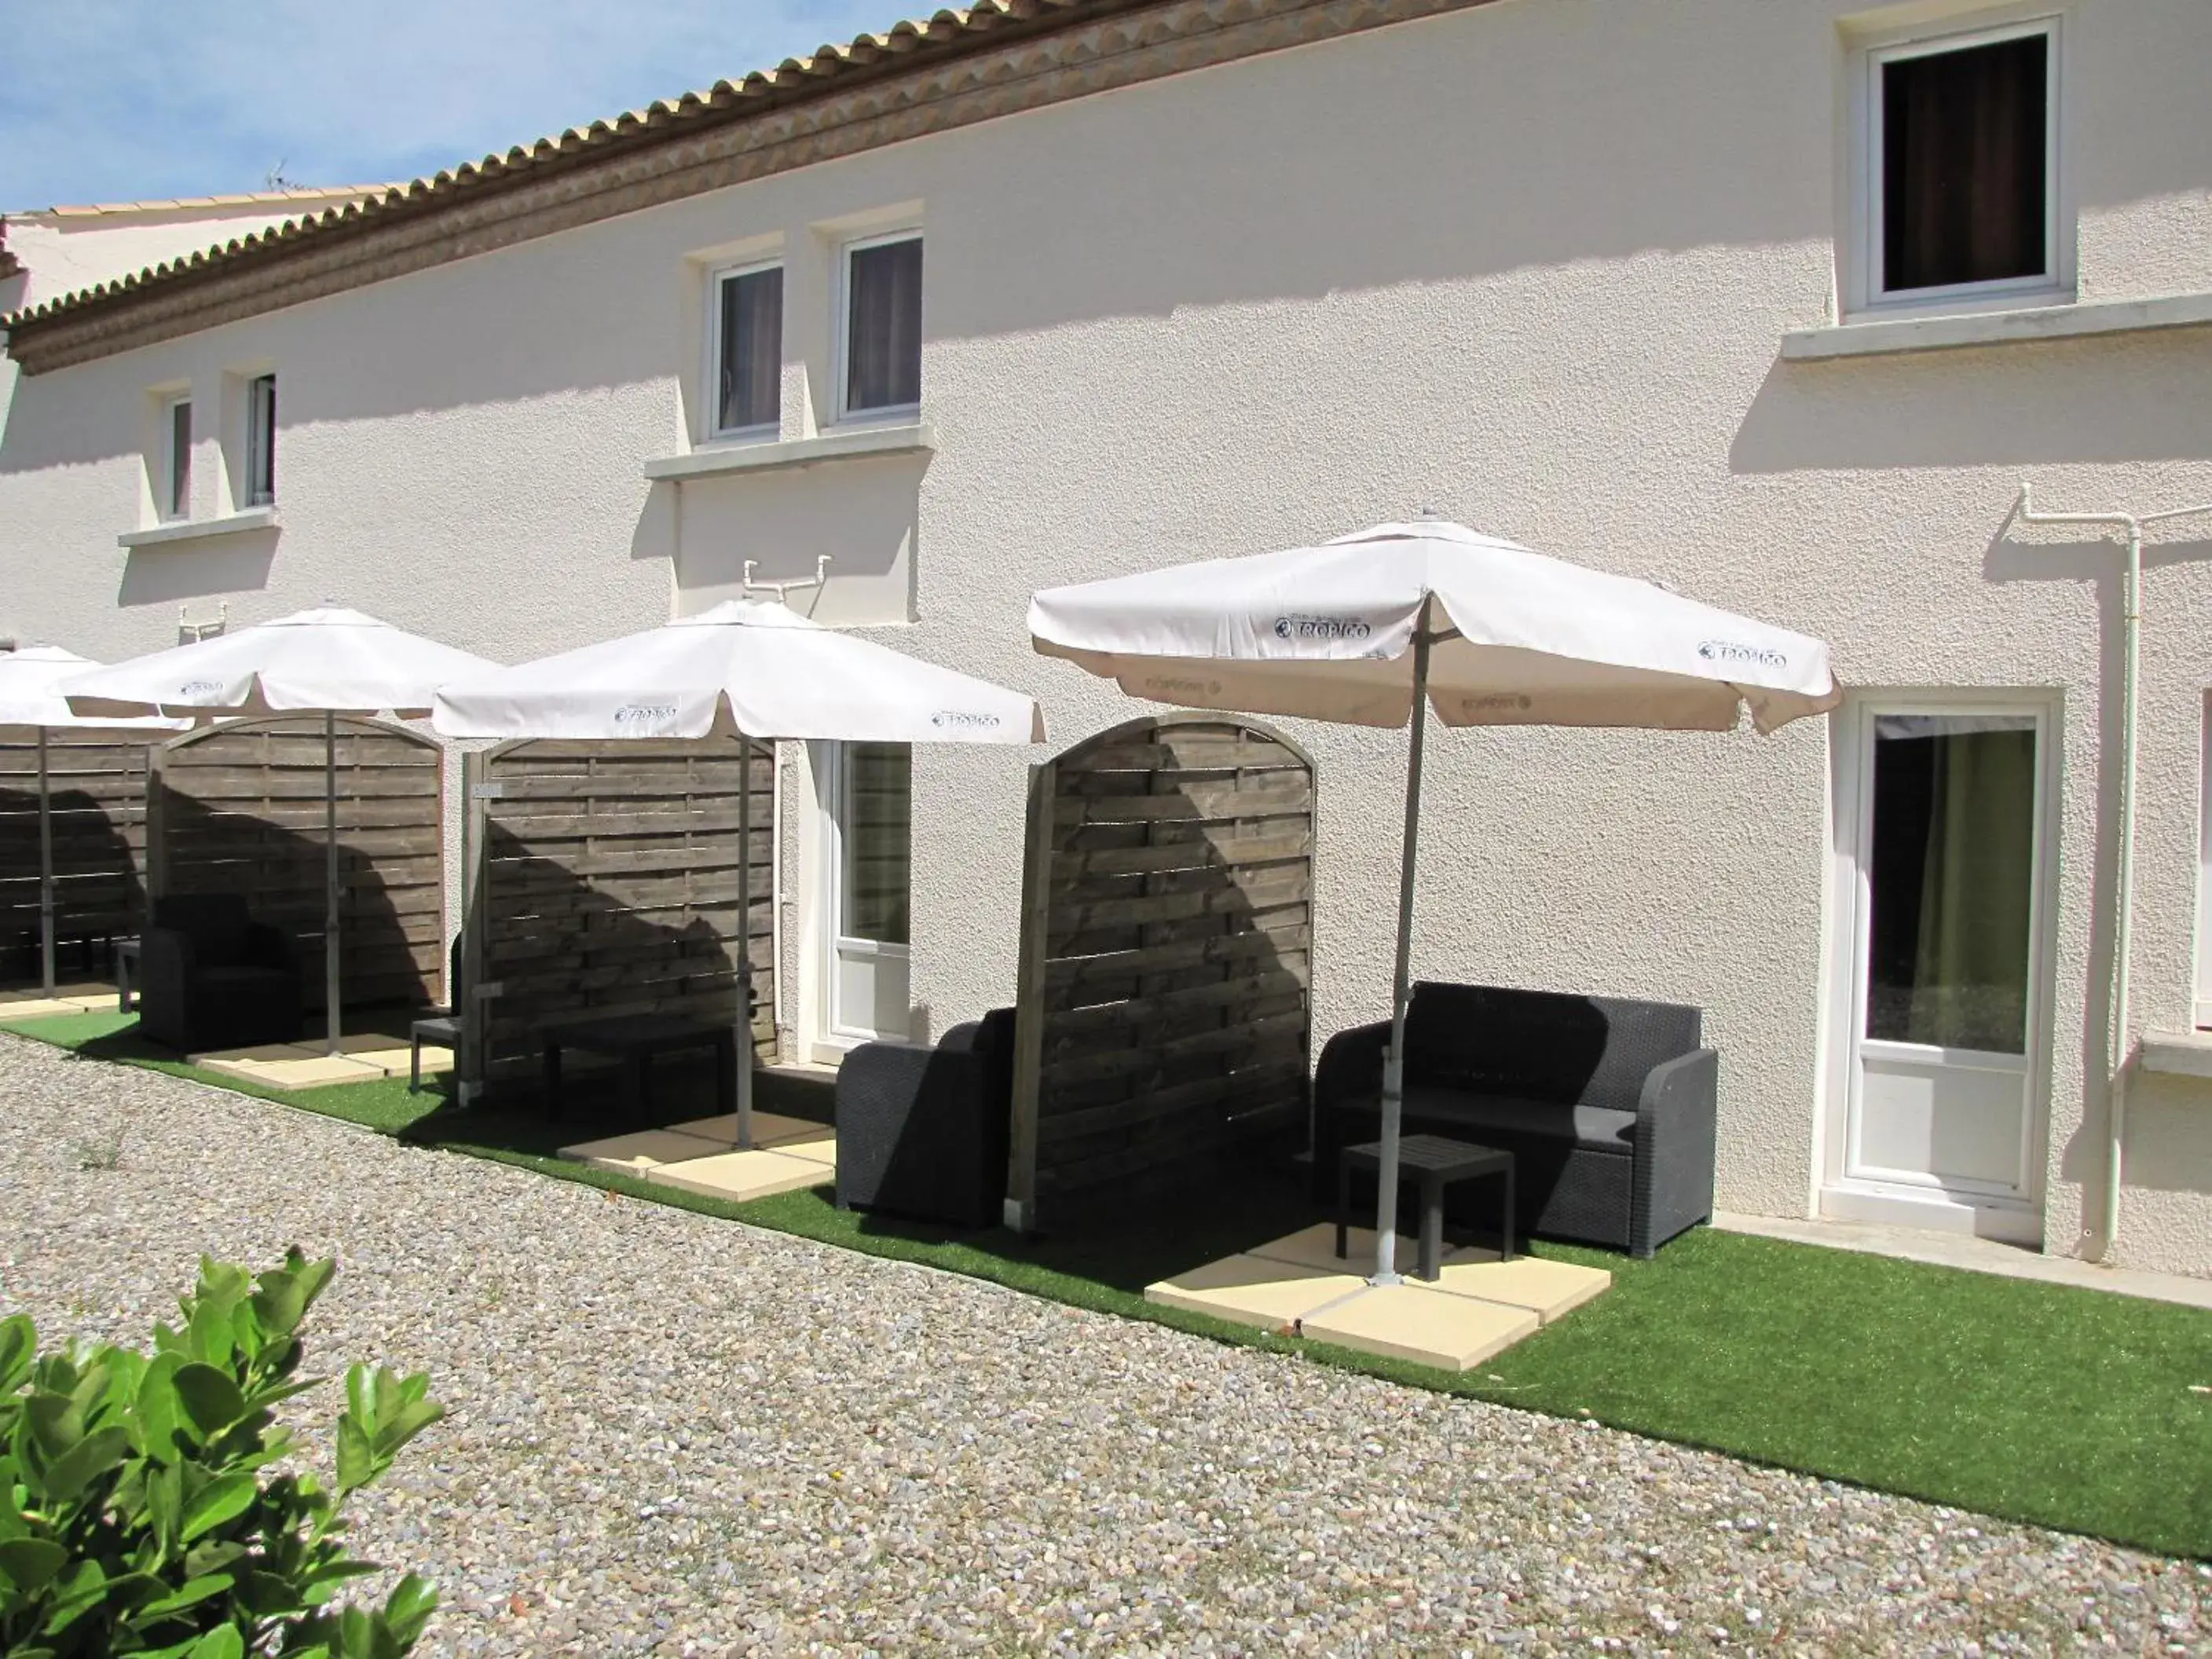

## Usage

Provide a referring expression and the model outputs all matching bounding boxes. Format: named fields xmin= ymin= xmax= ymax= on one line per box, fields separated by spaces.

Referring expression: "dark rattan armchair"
xmin=834 ymin=1009 xmax=1016 ymax=1229
xmin=137 ymin=894 xmax=304 ymax=1053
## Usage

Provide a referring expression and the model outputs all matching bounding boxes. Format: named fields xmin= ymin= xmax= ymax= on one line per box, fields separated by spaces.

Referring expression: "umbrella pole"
xmin=38 ymin=730 xmax=55 ymax=998
xmin=324 ymin=711 xmax=342 ymax=1055
xmin=734 ymin=735 xmax=756 ymax=1151
xmin=1372 ymin=624 xmax=1434 ymax=1287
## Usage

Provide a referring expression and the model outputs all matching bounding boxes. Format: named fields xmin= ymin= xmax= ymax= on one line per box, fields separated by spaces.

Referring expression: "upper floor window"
xmin=710 ymin=261 xmax=782 ymax=437
xmin=1863 ymin=17 xmax=2060 ymax=308
xmin=245 ymin=373 xmax=277 ymax=506
xmin=162 ymin=395 xmax=192 ymax=522
xmin=840 ymin=232 xmax=922 ymax=419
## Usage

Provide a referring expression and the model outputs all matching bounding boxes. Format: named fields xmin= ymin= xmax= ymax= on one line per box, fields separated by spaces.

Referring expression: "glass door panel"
xmin=1848 ymin=711 xmax=2043 ymax=1199
xmin=826 ymin=742 xmax=911 ymax=1042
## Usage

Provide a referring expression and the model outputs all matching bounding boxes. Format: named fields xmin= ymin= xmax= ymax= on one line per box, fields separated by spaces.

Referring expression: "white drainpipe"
xmin=2014 ymin=483 xmax=2212 ymax=1264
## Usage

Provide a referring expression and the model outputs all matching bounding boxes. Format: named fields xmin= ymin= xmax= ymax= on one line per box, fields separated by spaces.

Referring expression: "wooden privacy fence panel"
xmin=469 ymin=738 xmax=774 ymax=1085
xmin=1007 ymin=714 xmax=1315 ymax=1229
xmin=156 ymin=717 xmax=445 ymax=1010
xmin=0 ymin=736 xmax=154 ymax=978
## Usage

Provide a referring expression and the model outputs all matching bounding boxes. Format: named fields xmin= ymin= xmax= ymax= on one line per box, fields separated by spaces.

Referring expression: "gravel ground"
xmin=0 ymin=1034 xmax=2203 ymax=1657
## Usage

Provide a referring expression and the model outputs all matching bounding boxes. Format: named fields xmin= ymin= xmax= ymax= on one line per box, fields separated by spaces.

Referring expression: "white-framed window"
xmin=2196 ymin=694 xmax=2212 ymax=1029
xmin=706 ymin=258 xmax=783 ymax=438
xmin=160 ymin=394 xmax=192 ymax=521
xmin=835 ymin=230 xmax=922 ymax=422
xmin=244 ymin=372 xmax=277 ymax=506
xmin=1853 ymin=13 xmax=2064 ymax=313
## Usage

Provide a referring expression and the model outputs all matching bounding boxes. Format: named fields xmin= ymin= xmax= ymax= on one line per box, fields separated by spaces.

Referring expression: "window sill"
xmin=117 ymin=507 xmax=280 ymax=549
xmin=2141 ymin=1031 xmax=2212 ymax=1080
xmin=643 ymin=422 xmax=933 ymax=482
xmin=1782 ymin=291 xmax=2212 ymax=361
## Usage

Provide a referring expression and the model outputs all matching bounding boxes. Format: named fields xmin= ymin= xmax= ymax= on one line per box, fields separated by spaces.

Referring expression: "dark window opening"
xmin=716 ymin=266 xmax=782 ymax=433
xmin=1881 ymin=31 xmax=2049 ymax=294
xmin=844 ymin=237 xmax=922 ymax=414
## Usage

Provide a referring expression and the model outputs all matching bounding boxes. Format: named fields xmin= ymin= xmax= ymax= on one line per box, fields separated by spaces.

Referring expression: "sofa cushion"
xmin=1334 ymin=1085 xmax=1638 ymax=1152
xmin=1403 ymin=982 xmax=1701 ymax=1115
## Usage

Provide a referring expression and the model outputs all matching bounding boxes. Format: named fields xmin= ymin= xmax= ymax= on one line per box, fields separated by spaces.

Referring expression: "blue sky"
xmin=2 ymin=1 xmax=901 ymax=211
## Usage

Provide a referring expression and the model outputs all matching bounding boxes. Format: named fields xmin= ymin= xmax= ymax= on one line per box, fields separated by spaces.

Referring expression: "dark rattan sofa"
xmin=1314 ymin=982 xmax=1717 ymax=1258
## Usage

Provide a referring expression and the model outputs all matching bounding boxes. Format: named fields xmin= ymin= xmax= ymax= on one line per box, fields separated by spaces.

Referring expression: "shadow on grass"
xmin=6 ymin=1009 xmax=2210 ymax=1562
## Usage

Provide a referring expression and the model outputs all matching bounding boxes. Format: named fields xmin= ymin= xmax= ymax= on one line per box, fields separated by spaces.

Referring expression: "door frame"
xmin=1818 ymin=690 xmax=2062 ymax=1243
xmin=808 ymin=738 xmax=912 ymax=1057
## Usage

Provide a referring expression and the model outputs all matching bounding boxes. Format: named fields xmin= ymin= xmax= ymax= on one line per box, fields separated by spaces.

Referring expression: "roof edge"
xmin=4 ymin=0 xmax=1492 ymax=375
xmin=22 ymin=185 xmax=394 ymax=222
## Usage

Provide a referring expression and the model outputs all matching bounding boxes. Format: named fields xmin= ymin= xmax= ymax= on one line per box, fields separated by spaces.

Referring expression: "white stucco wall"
xmin=2 ymin=0 xmax=2209 ymax=1271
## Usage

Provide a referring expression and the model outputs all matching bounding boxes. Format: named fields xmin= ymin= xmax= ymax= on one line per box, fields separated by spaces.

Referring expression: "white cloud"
xmin=2 ymin=0 xmax=898 ymax=209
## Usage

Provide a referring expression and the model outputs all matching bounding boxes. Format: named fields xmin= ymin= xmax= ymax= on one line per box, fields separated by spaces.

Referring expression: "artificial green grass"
xmin=7 ymin=1009 xmax=2210 ymax=1558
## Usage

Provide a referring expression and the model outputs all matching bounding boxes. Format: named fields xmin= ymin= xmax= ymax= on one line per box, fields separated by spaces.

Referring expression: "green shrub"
xmin=0 ymin=1251 xmax=441 ymax=1657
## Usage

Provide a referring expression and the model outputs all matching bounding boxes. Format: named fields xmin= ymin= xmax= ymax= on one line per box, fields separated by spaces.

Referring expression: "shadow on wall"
xmin=646 ymin=451 xmax=928 ymax=625
xmin=4 ymin=2 xmax=2207 ymax=455
xmin=0 ymin=784 xmax=145 ymax=986
xmin=119 ymin=528 xmax=279 ymax=607
xmin=1729 ymin=333 xmax=2212 ymax=475
xmin=1981 ymin=519 xmax=2212 ymax=1215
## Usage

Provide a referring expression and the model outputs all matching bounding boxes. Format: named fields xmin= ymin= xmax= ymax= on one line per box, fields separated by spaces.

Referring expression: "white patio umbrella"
xmin=63 ymin=610 xmax=499 ymax=1051
xmin=432 ymin=597 xmax=1044 ymax=1147
xmin=1029 ymin=518 xmax=1840 ymax=1284
xmin=0 ymin=647 xmax=186 ymax=994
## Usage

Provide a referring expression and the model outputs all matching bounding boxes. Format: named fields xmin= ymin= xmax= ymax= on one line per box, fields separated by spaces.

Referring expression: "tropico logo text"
xmin=613 ymin=703 xmax=677 ymax=724
xmin=929 ymin=711 xmax=1002 ymax=730
xmin=1272 ymin=613 xmax=1373 ymax=642
xmin=179 ymin=679 xmax=223 ymax=696
xmin=1696 ymin=640 xmax=1787 ymax=670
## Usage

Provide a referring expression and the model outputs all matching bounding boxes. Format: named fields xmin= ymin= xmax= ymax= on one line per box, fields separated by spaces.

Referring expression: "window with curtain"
xmin=1865 ymin=714 xmax=2038 ymax=1053
xmin=164 ymin=397 xmax=192 ymax=520
xmin=245 ymin=374 xmax=277 ymax=506
xmin=712 ymin=263 xmax=782 ymax=434
xmin=1877 ymin=27 xmax=2052 ymax=296
xmin=843 ymin=235 xmax=922 ymax=416
xmin=840 ymin=742 xmax=911 ymax=947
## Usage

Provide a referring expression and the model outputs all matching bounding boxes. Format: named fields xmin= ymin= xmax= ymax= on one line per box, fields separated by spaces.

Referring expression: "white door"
xmin=1830 ymin=704 xmax=2050 ymax=1241
xmin=821 ymin=741 xmax=911 ymax=1045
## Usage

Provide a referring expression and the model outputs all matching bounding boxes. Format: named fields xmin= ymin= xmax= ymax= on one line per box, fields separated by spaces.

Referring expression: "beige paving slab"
xmin=642 ymin=1148 xmax=833 ymax=1203
xmin=1300 ymin=1283 xmax=1540 ymax=1372
xmin=1247 ymin=1223 xmax=1421 ymax=1276
xmin=669 ymin=1111 xmax=830 ymax=1148
xmin=198 ymin=1051 xmax=387 ymax=1089
xmin=0 ymin=981 xmax=116 ymax=1005
xmin=331 ymin=1041 xmax=453 ymax=1079
xmin=1144 ymin=1254 xmax=1366 ymax=1333
xmin=1425 ymin=1252 xmax=1613 ymax=1323
xmin=771 ymin=1130 xmax=835 ymax=1168
xmin=560 ymin=1126 xmax=727 ymax=1177
xmin=0 ymin=998 xmax=87 ymax=1021
xmin=198 ymin=1042 xmax=320 ymax=1064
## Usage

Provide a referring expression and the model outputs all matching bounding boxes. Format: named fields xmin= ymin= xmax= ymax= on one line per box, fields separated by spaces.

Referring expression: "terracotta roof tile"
xmin=2 ymin=1 xmax=1110 ymax=332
